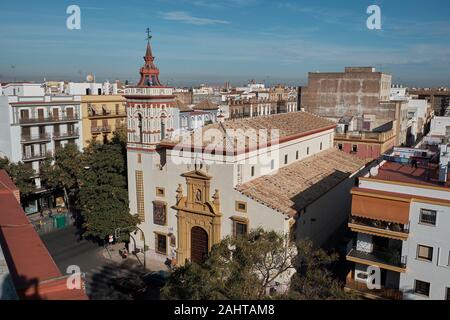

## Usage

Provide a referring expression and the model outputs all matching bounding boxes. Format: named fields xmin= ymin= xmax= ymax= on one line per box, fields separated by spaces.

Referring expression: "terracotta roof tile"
xmin=236 ymin=149 xmax=367 ymax=216
xmin=0 ymin=172 xmax=87 ymax=300
xmin=174 ymin=99 xmax=192 ymax=112
xmin=165 ymin=111 xmax=336 ymax=152
xmin=195 ymin=99 xmax=219 ymax=110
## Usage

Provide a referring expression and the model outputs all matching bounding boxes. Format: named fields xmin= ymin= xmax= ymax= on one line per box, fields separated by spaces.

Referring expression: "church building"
xmin=126 ymin=34 xmax=368 ymax=290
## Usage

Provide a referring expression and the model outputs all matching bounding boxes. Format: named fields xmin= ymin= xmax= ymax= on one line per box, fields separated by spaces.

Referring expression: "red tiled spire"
xmin=137 ymin=28 xmax=162 ymax=87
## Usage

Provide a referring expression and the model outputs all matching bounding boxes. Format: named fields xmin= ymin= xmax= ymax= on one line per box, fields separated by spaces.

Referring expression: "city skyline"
xmin=1 ymin=0 xmax=450 ymax=87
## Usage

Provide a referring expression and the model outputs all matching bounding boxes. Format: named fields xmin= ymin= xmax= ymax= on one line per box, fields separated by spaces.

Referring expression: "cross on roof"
xmin=146 ymin=28 xmax=152 ymax=41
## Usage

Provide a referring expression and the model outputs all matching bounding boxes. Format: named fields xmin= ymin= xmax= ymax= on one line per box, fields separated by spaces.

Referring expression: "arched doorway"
xmin=190 ymin=226 xmax=208 ymax=264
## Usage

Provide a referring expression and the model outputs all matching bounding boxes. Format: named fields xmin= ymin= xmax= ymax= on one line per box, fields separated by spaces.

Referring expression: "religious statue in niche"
xmin=153 ymin=201 xmax=166 ymax=226
xmin=195 ymin=189 xmax=202 ymax=203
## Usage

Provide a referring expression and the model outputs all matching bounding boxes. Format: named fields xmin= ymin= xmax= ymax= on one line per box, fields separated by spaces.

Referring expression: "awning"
xmin=351 ymin=194 xmax=410 ymax=225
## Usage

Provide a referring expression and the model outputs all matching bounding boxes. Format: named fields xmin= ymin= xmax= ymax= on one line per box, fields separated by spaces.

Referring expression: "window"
xmin=306 ymin=147 xmax=310 ymax=155
xmin=235 ymin=201 xmax=247 ymax=213
xmin=153 ymin=201 xmax=167 ymax=226
xmin=234 ymin=221 xmax=247 ymax=238
xmin=419 ymin=209 xmax=437 ymax=226
xmin=320 ymin=142 xmax=323 ymax=150
xmin=414 ymin=280 xmax=430 ymax=297
xmin=296 ymin=151 xmax=299 ymax=160
xmin=137 ymin=153 xmax=142 ymax=164
xmin=271 ymin=159 xmax=275 ymax=170
xmin=231 ymin=217 xmax=248 ymax=239
xmin=338 ymin=143 xmax=343 ymax=150
xmin=251 ymin=166 xmax=255 ymax=177
xmin=352 ymin=145 xmax=358 ymax=153
xmin=155 ymin=233 xmax=167 ymax=255
xmin=156 ymin=187 xmax=165 ymax=197
xmin=284 ymin=154 xmax=288 ymax=165
xmin=417 ymin=245 xmax=433 ymax=262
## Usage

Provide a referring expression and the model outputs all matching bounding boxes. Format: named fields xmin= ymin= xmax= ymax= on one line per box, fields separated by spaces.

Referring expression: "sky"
xmin=0 ymin=0 xmax=449 ymax=87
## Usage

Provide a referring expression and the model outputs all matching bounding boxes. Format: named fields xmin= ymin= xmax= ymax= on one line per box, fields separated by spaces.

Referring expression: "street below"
xmin=40 ymin=225 xmax=164 ymax=299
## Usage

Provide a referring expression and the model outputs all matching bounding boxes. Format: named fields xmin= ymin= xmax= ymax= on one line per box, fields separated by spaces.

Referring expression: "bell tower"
xmin=124 ymin=29 xmax=177 ymax=152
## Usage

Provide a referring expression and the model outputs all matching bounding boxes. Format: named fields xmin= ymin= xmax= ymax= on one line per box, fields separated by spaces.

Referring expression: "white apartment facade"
xmin=0 ymin=83 xmax=83 ymax=189
xmin=347 ymin=151 xmax=450 ymax=300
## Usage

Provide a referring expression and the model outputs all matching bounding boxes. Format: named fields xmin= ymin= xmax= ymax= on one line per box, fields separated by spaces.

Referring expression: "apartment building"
xmin=332 ymin=116 xmax=396 ymax=160
xmin=0 ymin=84 xmax=83 ymax=187
xmin=346 ymin=147 xmax=450 ymax=300
xmin=80 ymin=95 xmax=127 ymax=147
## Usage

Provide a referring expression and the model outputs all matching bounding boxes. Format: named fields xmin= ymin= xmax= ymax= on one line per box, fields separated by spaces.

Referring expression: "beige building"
xmin=301 ymin=67 xmax=392 ymax=118
xmin=80 ymin=95 xmax=126 ymax=147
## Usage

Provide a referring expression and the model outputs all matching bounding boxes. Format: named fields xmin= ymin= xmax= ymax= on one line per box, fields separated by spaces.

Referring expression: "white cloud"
xmin=161 ymin=11 xmax=230 ymax=25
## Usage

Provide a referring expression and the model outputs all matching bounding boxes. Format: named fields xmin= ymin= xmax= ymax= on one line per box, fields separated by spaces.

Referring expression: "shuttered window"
xmin=417 ymin=245 xmax=433 ymax=262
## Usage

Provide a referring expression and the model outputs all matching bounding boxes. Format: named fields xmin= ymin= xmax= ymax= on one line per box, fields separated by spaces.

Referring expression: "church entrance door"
xmin=191 ymin=226 xmax=208 ymax=264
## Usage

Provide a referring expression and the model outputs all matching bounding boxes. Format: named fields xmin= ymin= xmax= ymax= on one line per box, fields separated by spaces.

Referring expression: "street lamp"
xmin=115 ymin=226 xmax=146 ymax=270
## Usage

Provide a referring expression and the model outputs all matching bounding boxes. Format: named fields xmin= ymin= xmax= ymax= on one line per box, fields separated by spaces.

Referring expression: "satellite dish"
xmin=86 ymin=74 xmax=94 ymax=82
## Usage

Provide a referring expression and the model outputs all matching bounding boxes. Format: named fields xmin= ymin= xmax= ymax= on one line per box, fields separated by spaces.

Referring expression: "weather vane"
xmin=146 ymin=28 xmax=152 ymax=41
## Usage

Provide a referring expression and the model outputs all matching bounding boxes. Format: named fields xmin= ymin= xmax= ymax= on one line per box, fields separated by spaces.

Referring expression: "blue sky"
xmin=1 ymin=0 xmax=449 ymax=87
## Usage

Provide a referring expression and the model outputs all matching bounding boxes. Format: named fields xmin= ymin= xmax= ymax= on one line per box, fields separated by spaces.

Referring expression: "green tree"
xmin=39 ymin=143 xmax=83 ymax=208
xmin=111 ymin=123 xmax=128 ymax=186
xmin=161 ymin=228 xmax=297 ymax=300
xmin=0 ymin=157 xmax=35 ymax=195
xmin=161 ymin=230 xmax=352 ymax=300
xmin=77 ymin=141 xmax=139 ymax=242
xmin=288 ymin=240 xmax=355 ymax=300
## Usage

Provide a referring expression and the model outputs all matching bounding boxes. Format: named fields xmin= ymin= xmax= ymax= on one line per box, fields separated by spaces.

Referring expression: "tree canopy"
xmin=161 ymin=229 xmax=352 ymax=300
xmin=0 ymin=157 xmax=35 ymax=195
xmin=77 ymin=141 xmax=139 ymax=242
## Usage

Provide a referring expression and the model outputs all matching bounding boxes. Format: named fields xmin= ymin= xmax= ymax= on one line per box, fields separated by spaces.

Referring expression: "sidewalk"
xmin=101 ymin=243 xmax=169 ymax=273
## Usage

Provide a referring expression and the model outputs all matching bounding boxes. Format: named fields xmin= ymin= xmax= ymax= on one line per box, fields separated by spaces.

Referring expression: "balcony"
xmin=22 ymin=152 xmax=51 ymax=162
xmin=346 ymin=247 xmax=407 ymax=273
xmin=53 ymin=129 xmax=80 ymax=141
xmin=20 ymin=133 xmax=51 ymax=144
xmin=19 ymin=115 xmax=80 ymax=126
xmin=91 ymin=126 xmax=112 ymax=134
xmin=348 ymin=216 xmax=409 ymax=241
xmin=345 ymin=271 xmax=403 ymax=300
xmin=88 ymin=111 xmax=126 ymax=119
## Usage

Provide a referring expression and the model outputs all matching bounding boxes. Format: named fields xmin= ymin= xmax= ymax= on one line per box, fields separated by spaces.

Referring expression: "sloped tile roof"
xmin=236 ymin=149 xmax=367 ymax=216
xmin=164 ymin=111 xmax=336 ymax=152
xmin=195 ymin=99 xmax=219 ymax=110
xmin=174 ymin=99 xmax=192 ymax=112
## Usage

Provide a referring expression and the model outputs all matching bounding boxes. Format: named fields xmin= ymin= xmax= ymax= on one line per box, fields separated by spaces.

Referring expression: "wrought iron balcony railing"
xmin=349 ymin=216 xmax=410 ymax=234
xmin=20 ymin=133 xmax=51 ymax=143
xmin=18 ymin=115 xmax=80 ymax=125
xmin=91 ymin=126 xmax=112 ymax=134
xmin=53 ymin=129 xmax=80 ymax=140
